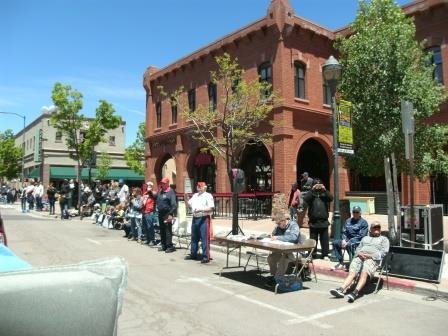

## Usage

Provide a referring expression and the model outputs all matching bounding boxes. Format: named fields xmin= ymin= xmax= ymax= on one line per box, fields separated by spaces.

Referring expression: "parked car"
xmin=0 ymin=211 xmax=7 ymax=246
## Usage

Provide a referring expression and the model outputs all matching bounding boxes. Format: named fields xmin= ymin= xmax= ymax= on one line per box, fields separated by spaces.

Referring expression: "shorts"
xmin=349 ymin=257 xmax=377 ymax=278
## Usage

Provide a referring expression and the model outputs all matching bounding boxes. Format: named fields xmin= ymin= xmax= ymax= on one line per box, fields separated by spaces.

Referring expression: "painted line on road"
xmin=285 ymin=296 xmax=389 ymax=325
xmin=86 ymin=238 xmax=102 ymax=245
xmin=177 ymin=277 xmax=332 ymax=329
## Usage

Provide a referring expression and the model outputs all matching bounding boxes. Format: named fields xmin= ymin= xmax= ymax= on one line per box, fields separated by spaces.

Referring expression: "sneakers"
xmin=147 ymin=241 xmax=156 ymax=247
xmin=184 ymin=254 xmax=198 ymax=260
xmin=200 ymin=258 xmax=210 ymax=264
xmin=331 ymin=263 xmax=346 ymax=271
xmin=330 ymin=287 xmax=345 ymax=298
xmin=165 ymin=247 xmax=176 ymax=253
xmin=347 ymin=290 xmax=359 ymax=303
xmin=158 ymin=246 xmax=166 ymax=252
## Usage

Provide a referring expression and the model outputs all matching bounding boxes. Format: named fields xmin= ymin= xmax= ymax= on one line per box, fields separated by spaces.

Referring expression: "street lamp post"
xmin=0 ymin=112 xmax=26 ymax=182
xmin=322 ymin=56 xmax=343 ymax=240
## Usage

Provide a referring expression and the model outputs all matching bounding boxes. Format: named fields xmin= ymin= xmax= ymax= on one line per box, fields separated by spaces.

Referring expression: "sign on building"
xmin=337 ymin=100 xmax=354 ymax=155
xmin=34 ymin=128 xmax=43 ymax=162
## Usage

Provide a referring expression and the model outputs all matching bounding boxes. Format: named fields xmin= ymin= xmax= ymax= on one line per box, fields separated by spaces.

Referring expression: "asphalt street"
xmin=2 ymin=205 xmax=448 ymax=336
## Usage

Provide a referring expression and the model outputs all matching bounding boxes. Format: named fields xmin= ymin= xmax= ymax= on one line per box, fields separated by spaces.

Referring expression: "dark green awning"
xmin=49 ymin=166 xmax=144 ymax=181
xmin=28 ymin=167 xmax=41 ymax=178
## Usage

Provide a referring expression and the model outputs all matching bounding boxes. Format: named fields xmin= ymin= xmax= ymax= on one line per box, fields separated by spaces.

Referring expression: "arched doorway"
xmin=157 ymin=154 xmax=176 ymax=187
xmin=240 ymin=143 xmax=272 ymax=192
xmin=296 ymin=139 xmax=330 ymax=189
xmin=191 ymin=150 xmax=216 ymax=192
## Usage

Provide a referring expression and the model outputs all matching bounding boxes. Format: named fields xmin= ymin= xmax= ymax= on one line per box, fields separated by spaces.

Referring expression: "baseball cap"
xmin=352 ymin=206 xmax=362 ymax=213
xmin=146 ymin=181 xmax=154 ymax=187
xmin=370 ymin=221 xmax=381 ymax=229
xmin=160 ymin=177 xmax=170 ymax=184
xmin=302 ymin=172 xmax=309 ymax=177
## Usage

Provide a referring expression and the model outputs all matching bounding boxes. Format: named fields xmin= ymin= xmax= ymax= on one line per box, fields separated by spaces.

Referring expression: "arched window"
xmin=155 ymin=102 xmax=162 ymax=128
xmin=208 ymin=83 xmax=217 ymax=111
xmin=258 ymin=62 xmax=272 ymax=97
xmin=171 ymin=98 xmax=177 ymax=124
xmin=426 ymin=46 xmax=443 ymax=84
xmin=294 ymin=62 xmax=306 ymax=99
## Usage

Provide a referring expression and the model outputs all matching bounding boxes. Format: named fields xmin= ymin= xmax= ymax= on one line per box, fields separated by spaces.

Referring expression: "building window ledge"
xmin=168 ymin=123 xmax=177 ymax=129
xmin=294 ymin=98 xmax=310 ymax=105
xmin=322 ymin=104 xmax=331 ymax=110
xmin=154 ymin=128 xmax=162 ymax=133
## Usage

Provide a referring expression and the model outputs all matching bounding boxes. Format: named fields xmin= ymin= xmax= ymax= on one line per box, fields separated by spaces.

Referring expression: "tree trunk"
xmin=391 ymin=153 xmax=401 ymax=245
xmin=384 ymin=155 xmax=396 ymax=242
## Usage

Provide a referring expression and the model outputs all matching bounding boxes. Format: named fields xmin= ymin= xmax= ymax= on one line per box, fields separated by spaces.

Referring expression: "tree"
xmin=336 ymin=0 xmax=447 ymax=240
xmin=0 ymin=129 xmax=22 ymax=181
xmin=96 ymin=151 xmax=112 ymax=181
xmin=124 ymin=122 xmax=145 ymax=175
xmin=51 ymin=82 xmax=122 ymax=206
xmin=164 ymin=53 xmax=277 ymax=234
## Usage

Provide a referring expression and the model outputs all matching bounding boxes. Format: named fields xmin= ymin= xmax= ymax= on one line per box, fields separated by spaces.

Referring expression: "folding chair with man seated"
xmin=349 ymin=252 xmax=390 ymax=294
xmin=292 ymin=239 xmax=318 ymax=283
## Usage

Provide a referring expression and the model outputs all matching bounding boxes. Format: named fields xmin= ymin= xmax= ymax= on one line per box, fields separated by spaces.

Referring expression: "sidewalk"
xmin=210 ymin=214 xmax=448 ymax=298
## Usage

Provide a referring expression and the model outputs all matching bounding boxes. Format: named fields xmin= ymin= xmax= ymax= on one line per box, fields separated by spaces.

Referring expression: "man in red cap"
xmin=185 ymin=182 xmax=215 ymax=263
xmin=155 ymin=177 xmax=177 ymax=253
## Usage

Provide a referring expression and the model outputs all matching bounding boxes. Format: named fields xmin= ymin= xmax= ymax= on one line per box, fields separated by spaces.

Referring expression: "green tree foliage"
xmin=336 ymin=0 xmax=447 ymax=177
xmin=96 ymin=151 xmax=112 ymax=180
xmin=51 ymin=82 xmax=122 ymax=204
xmin=165 ymin=53 xmax=276 ymax=189
xmin=124 ymin=122 xmax=145 ymax=175
xmin=0 ymin=129 xmax=22 ymax=180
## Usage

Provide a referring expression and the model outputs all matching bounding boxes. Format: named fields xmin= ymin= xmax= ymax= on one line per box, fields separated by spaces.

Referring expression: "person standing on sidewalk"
xmin=155 ymin=177 xmax=177 ymax=253
xmin=34 ymin=181 xmax=44 ymax=211
xmin=185 ymin=182 xmax=215 ymax=263
xmin=128 ymin=187 xmax=143 ymax=242
xmin=142 ymin=181 xmax=156 ymax=246
xmin=303 ymin=178 xmax=333 ymax=259
xmin=331 ymin=205 xmax=369 ymax=270
xmin=46 ymin=182 xmax=57 ymax=215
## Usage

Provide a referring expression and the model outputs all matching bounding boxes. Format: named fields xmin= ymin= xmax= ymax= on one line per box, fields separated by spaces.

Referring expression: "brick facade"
xmin=143 ymin=0 xmax=447 ymax=204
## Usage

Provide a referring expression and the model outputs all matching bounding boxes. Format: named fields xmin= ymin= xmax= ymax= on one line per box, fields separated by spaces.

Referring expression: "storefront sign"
xmin=337 ymin=100 xmax=354 ymax=155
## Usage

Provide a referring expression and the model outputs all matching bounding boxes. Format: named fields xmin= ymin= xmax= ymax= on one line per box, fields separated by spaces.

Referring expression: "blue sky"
xmin=0 ymin=0 xmax=410 ymax=146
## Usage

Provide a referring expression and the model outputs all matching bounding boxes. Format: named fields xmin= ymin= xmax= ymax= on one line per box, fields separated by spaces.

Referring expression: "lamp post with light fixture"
xmin=322 ymin=55 xmax=343 ymax=239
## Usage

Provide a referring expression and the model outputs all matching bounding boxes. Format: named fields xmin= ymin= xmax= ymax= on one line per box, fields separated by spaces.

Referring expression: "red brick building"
xmin=143 ymin=0 xmax=447 ymax=211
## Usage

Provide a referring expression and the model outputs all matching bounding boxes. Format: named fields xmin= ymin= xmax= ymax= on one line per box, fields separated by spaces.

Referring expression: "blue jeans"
xmin=130 ymin=216 xmax=143 ymax=240
xmin=143 ymin=213 xmax=155 ymax=243
xmin=190 ymin=216 xmax=209 ymax=260
xmin=333 ymin=239 xmax=357 ymax=263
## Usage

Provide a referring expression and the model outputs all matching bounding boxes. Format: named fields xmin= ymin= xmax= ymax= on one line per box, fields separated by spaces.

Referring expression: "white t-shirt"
xmin=117 ymin=184 xmax=129 ymax=203
xmin=188 ymin=191 xmax=215 ymax=217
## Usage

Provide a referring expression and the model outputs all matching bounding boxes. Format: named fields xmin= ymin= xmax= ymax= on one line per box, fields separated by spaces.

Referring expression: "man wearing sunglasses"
xmin=331 ymin=206 xmax=368 ymax=271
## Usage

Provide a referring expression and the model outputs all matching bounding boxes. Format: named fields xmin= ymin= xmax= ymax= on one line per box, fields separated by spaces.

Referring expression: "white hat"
xmin=147 ymin=181 xmax=154 ymax=187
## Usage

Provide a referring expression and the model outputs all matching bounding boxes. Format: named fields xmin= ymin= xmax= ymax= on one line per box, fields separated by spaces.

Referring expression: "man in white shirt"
xmin=34 ymin=181 xmax=44 ymax=211
xmin=117 ymin=179 xmax=129 ymax=204
xmin=185 ymin=182 xmax=215 ymax=263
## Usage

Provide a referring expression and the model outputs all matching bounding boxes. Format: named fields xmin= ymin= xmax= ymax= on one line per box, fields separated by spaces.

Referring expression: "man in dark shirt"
xmin=155 ymin=177 xmax=177 ymax=253
xmin=331 ymin=206 xmax=369 ymax=270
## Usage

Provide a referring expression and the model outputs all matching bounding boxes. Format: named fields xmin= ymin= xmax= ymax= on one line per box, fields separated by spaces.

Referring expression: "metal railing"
xmin=177 ymin=192 xmax=273 ymax=220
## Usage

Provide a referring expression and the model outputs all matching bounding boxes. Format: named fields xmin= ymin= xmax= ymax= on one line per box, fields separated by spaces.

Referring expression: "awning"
xmin=28 ymin=167 xmax=41 ymax=179
xmin=49 ymin=166 xmax=144 ymax=181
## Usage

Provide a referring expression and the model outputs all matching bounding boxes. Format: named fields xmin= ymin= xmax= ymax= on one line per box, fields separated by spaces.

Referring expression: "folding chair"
xmin=293 ymin=239 xmax=318 ymax=283
xmin=244 ymin=249 xmax=269 ymax=273
xmin=374 ymin=252 xmax=390 ymax=293
xmin=173 ymin=201 xmax=191 ymax=251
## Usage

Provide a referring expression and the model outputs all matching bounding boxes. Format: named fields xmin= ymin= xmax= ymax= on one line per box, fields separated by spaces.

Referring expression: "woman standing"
xmin=129 ymin=187 xmax=143 ymax=243
xmin=46 ymin=182 xmax=57 ymax=215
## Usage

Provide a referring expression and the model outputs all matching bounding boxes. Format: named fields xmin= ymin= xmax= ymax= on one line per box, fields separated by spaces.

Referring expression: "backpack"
xmin=274 ymin=275 xmax=302 ymax=293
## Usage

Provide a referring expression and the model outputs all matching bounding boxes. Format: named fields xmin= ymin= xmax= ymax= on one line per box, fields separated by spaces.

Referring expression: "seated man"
xmin=332 ymin=205 xmax=369 ymax=270
xmin=266 ymin=213 xmax=305 ymax=286
xmin=330 ymin=221 xmax=389 ymax=302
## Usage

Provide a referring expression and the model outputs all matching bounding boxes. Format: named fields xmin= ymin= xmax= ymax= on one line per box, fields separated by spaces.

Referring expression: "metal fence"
xmin=177 ymin=192 xmax=273 ymax=220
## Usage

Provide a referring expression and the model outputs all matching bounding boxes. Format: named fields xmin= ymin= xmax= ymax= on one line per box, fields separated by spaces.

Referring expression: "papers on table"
xmin=226 ymin=235 xmax=247 ymax=242
xmin=259 ymin=238 xmax=294 ymax=245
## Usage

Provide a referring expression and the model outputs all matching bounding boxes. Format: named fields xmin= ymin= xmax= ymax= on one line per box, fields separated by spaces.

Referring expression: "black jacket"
xmin=155 ymin=188 xmax=177 ymax=216
xmin=304 ymin=190 xmax=333 ymax=228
